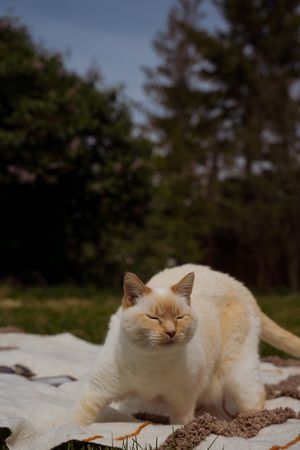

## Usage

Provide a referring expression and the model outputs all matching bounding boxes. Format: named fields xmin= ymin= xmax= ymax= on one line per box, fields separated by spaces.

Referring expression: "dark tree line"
xmin=0 ymin=1 xmax=299 ymax=289
xmin=142 ymin=0 xmax=300 ymax=290
xmin=0 ymin=16 xmax=151 ymax=284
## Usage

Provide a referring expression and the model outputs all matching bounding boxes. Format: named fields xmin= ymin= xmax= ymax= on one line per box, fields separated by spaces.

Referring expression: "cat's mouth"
xmin=160 ymin=339 xmax=177 ymax=345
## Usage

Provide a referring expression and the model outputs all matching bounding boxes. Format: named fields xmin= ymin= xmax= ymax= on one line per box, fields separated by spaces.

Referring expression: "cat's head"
xmin=120 ymin=271 xmax=197 ymax=350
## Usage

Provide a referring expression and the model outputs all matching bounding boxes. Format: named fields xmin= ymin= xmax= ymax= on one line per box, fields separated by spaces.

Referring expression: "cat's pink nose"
xmin=166 ymin=330 xmax=176 ymax=339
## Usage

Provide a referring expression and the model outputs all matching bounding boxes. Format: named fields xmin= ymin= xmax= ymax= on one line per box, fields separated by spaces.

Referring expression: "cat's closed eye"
xmin=146 ymin=314 xmax=161 ymax=322
xmin=176 ymin=315 xmax=185 ymax=320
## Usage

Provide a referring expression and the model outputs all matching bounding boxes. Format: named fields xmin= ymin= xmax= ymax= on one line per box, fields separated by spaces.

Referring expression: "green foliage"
xmin=1 ymin=3 xmax=300 ymax=289
xmin=0 ymin=15 xmax=151 ymax=285
xmin=143 ymin=0 xmax=300 ymax=289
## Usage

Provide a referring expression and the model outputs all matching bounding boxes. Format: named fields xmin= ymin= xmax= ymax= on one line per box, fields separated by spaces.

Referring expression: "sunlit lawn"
xmin=0 ymin=284 xmax=120 ymax=344
xmin=0 ymin=284 xmax=299 ymax=357
xmin=257 ymin=290 xmax=300 ymax=357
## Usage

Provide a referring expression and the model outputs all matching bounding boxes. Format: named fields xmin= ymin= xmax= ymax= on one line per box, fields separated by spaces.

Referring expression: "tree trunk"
xmin=256 ymin=256 xmax=273 ymax=290
xmin=287 ymin=252 xmax=299 ymax=292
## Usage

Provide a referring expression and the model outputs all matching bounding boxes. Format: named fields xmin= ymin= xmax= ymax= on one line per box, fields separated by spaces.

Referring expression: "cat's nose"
xmin=165 ymin=330 xmax=176 ymax=339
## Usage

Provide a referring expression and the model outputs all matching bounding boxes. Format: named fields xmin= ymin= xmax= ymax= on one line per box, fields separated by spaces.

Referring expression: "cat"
xmin=73 ymin=264 xmax=300 ymax=425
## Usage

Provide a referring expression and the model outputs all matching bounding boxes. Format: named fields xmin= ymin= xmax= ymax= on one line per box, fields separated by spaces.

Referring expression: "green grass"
xmin=0 ymin=284 xmax=121 ymax=344
xmin=257 ymin=290 xmax=300 ymax=357
xmin=0 ymin=284 xmax=299 ymax=356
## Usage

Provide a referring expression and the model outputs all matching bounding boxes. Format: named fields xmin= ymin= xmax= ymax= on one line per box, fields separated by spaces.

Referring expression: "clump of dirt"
xmin=159 ymin=408 xmax=300 ymax=450
xmin=0 ymin=326 xmax=24 ymax=333
xmin=134 ymin=412 xmax=170 ymax=424
xmin=266 ymin=374 xmax=300 ymax=400
xmin=261 ymin=356 xmax=300 ymax=367
xmin=158 ymin=373 xmax=300 ymax=450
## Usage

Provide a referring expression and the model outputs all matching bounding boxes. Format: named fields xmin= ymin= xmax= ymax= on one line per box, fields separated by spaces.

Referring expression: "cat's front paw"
xmin=73 ymin=399 xmax=100 ymax=426
xmin=73 ymin=410 xmax=94 ymax=426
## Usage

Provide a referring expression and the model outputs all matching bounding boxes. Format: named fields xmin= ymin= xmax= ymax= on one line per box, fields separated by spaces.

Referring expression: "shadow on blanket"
xmin=136 ymin=367 xmax=300 ymax=450
xmin=1 ymin=356 xmax=300 ymax=450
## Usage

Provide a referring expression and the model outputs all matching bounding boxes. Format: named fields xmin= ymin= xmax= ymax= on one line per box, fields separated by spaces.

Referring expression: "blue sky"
xmin=1 ymin=0 xmax=222 ymax=116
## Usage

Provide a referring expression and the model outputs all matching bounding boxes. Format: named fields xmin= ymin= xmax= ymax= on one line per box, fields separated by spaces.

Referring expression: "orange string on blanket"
xmin=269 ymin=434 xmax=300 ymax=450
xmin=114 ymin=421 xmax=153 ymax=440
xmin=83 ymin=434 xmax=103 ymax=442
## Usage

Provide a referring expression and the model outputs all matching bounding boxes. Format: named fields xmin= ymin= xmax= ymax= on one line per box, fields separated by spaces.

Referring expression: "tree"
xmin=0 ymin=16 xmax=151 ymax=284
xmin=143 ymin=0 xmax=217 ymax=271
xmin=144 ymin=0 xmax=300 ymax=288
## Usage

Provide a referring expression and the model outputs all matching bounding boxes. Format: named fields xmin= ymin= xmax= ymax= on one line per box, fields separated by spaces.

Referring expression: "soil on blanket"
xmin=159 ymin=408 xmax=300 ymax=450
xmin=142 ymin=371 xmax=300 ymax=450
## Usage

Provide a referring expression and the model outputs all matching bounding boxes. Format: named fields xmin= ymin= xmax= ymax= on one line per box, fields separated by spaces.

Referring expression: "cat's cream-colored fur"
xmin=74 ymin=264 xmax=300 ymax=425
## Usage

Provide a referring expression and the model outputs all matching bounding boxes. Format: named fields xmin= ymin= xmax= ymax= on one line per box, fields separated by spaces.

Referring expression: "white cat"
xmin=74 ymin=264 xmax=300 ymax=425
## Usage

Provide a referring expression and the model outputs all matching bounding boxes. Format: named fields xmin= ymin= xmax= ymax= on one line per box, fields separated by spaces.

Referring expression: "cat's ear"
xmin=123 ymin=272 xmax=151 ymax=308
xmin=171 ymin=272 xmax=194 ymax=304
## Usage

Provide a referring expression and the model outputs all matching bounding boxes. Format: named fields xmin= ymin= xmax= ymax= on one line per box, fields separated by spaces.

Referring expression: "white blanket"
xmin=0 ymin=332 xmax=300 ymax=450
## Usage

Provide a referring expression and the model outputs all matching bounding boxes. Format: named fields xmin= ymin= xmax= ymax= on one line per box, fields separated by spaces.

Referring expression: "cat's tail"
xmin=260 ymin=312 xmax=300 ymax=358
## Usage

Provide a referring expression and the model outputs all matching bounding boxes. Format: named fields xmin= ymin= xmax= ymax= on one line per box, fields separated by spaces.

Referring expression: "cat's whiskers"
xmin=136 ymin=336 xmax=159 ymax=352
xmin=149 ymin=333 xmax=178 ymax=346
